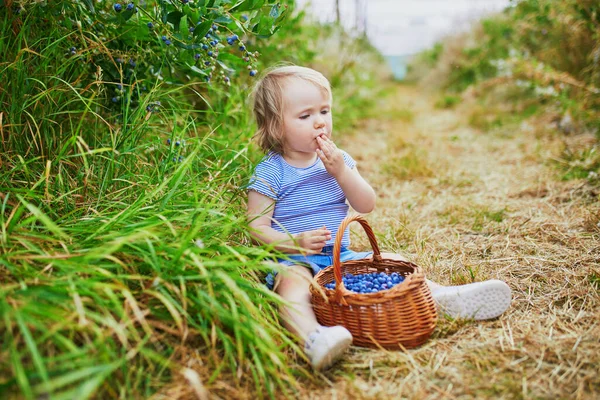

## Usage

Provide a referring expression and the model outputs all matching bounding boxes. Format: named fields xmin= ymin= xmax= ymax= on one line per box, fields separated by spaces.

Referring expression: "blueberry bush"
xmin=0 ymin=1 xmax=395 ymax=398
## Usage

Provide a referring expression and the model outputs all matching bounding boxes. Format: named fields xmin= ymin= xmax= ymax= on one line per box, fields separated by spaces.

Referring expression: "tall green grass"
xmin=0 ymin=83 xmax=301 ymax=398
xmin=1 ymin=2 xmax=392 ymax=398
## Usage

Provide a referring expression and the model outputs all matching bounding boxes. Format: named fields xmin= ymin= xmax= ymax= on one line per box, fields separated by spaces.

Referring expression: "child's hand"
xmin=295 ymin=226 xmax=331 ymax=254
xmin=316 ymin=135 xmax=345 ymax=178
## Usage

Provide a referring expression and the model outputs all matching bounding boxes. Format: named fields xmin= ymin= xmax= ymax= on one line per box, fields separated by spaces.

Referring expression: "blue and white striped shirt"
xmin=247 ymin=151 xmax=356 ymax=247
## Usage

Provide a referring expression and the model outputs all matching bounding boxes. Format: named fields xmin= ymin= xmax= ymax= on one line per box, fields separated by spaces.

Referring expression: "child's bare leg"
xmin=274 ymin=264 xmax=320 ymax=341
xmin=379 ymin=252 xmax=510 ymax=319
xmin=274 ymin=264 xmax=353 ymax=370
xmin=380 ymin=252 xmax=442 ymax=288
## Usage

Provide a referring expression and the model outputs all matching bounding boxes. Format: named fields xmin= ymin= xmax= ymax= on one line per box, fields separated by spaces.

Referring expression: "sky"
xmin=295 ymin=0 xmax=512 ymax=55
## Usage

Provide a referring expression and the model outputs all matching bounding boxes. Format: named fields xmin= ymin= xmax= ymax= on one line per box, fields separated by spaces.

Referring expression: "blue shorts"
xmin=265 ymin=245 xmax=373 ymax=290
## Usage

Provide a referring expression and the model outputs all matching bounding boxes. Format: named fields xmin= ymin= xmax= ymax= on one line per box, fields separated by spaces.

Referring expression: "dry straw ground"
xmin=155 ymin=83 xmax=599 ymax=400
xmin=295 ymin=83 xmax=600 ymax=399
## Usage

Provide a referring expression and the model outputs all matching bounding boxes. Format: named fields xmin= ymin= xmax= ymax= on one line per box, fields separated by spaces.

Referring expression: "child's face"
xmin=281 ymin=77 xmax=332 ymax=157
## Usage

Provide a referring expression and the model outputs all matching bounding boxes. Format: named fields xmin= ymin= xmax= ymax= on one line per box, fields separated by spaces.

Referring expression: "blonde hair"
xmin=251 ymin=65 xmax=332 ymax=155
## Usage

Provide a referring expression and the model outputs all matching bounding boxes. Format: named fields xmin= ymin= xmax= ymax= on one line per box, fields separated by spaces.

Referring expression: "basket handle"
xmin=333 ymin=215 xmax=382 ymax=291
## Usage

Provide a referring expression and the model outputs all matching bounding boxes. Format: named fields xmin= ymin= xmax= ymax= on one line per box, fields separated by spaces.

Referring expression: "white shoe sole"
xmin=311 ymin=329 xmax=353 ymax=370
xmin=432 ymin=280 xmax=512 ymax=320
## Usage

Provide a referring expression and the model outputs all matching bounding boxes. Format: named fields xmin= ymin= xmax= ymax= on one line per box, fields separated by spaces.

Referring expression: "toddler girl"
xmin=246 ymin=65 xmax=511 ymax=371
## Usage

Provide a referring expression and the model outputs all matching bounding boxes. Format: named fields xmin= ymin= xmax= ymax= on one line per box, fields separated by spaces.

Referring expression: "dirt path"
xmin=302 ymin=84 xmax=600 ymax=399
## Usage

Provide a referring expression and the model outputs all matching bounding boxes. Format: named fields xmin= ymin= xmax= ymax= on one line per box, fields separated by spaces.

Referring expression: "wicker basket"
xmin=309 ymin=215 xmax=437 ymax=349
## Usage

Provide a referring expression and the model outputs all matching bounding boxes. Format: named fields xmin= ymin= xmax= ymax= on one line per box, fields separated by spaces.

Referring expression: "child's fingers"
xmin=317 ymin=136 xmax=334 ymax=154
xmin=316 ymin=148 xmax=327 ymax=160
xmin=309 ymin=235 xmax=330 ymax=244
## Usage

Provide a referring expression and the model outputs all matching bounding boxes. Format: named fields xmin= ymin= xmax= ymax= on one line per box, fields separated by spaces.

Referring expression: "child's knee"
xmin=274 ymin=264 xmax=313 ymax=292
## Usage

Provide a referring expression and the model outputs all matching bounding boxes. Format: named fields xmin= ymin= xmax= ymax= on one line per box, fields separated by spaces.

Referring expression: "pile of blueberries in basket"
xmin=324 ymin=272 xmax=405 ymax=293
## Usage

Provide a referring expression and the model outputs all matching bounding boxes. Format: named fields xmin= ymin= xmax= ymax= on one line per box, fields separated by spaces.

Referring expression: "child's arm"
xmin=247 ymin=190 xmax=332 ymax=254
xmin=316 ymin=135 xmax=376 ymax=214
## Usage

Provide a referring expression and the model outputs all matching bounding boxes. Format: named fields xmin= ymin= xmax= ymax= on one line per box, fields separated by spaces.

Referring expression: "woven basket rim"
xmin=311 ymin=259 xmax=426 ymax=304
xmin=310 ymin=215 xmax=427 ymax=306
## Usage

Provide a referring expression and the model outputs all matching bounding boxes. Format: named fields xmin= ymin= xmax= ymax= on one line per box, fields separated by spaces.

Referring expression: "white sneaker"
xmin=304 ymin=326 xmax=353 ymax=370
xmin=432 ymin=280 xmax=512 ymax=320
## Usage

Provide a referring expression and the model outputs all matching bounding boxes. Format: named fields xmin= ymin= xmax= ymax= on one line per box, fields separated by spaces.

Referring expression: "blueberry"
xmin=167 ymin=138 xmax=171 ymax=144
xmin=175 ymin=140 xmax=181 ymax=146
xmin=164 ymin=39 xmax=172 ymax=45
xmin=208 ymin=28 xmax=213 ymax=34
xmin=239 ymin=45 xmax=246 ymax=51
xmin=161 ymin=35 xmax=167 ymax=41
xmin=207 ymin=51 xmax=213 ymax=57
xmin=201 ymin=44 xmax=208 ymax=50
xmin=194 ymin=53 xmax=201 ymax=60
xmin=178 ymin=156 xmax=184 ymax=162
xmin=112 ymin=97 xmax=119 ymax=103
xmin=70 ymin=46 xmax=76 ymax=52
xmin=204 ymin=61 xmax=210 ymax=66
xmin=249 ymin=70 xmax=257 ymax=77
xmin=147 ymin=22 xmax=154 ymax=29
xmin=241 ymin=14 xmax=248 ymax=21
xmin=189 ymin=27 xmax=195 ymax=32
xmin=146 ymin=105 xmax=153 ymax=112
xmin=210 ymin=40 xmax=216 ymax=46
xmin=117 ymin=84 xmax=123 ymax=90
xmin=126 ymin=3 xmax=134 ymax=11
xmin=114 ymin=3 xmax=123 ymax=12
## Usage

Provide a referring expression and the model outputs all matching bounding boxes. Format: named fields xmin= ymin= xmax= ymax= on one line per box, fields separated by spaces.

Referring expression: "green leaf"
xmin=180 ymin=15 xmax=189 ymax=36
xmin=216 ymin=60 xmax=235 ymax=74
xmin=229 ymin=0 xmax=248 ymax=12
xmin=160 ymin=0 xmax=169 ymax=23
xmin=214 ymin=15 xmax=233 ymax=24
xmin=123 ymin=9 xmax=135 ymax=22
xmin=189 ymin=65 xmax=209 ymax=77
xmin=15 ymin=311 xmax=49 ymax=387
xmin=81 ymin=0 xmax=95 ymax=13
xmin=230 ymin=0 xmax=264 ymax=12
xmin=269 ymin=3 xmax=281 ymax=18
xmin=16 ymin=196 xmax=70 ymax=240
xmin=167 ymin=11 xmax=184 ymax=30
xmin=32 ymin=363 xmax=120 ymax=394
xmin=48 ymin=363 xmax=121 ymax=400
xmin=184 ymin=7 xmax=201 ymax=24
xmin=194 ymin=20 xmax=213 ymax=38
xmin=252 ymin=14 xmax=276 ymax=37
